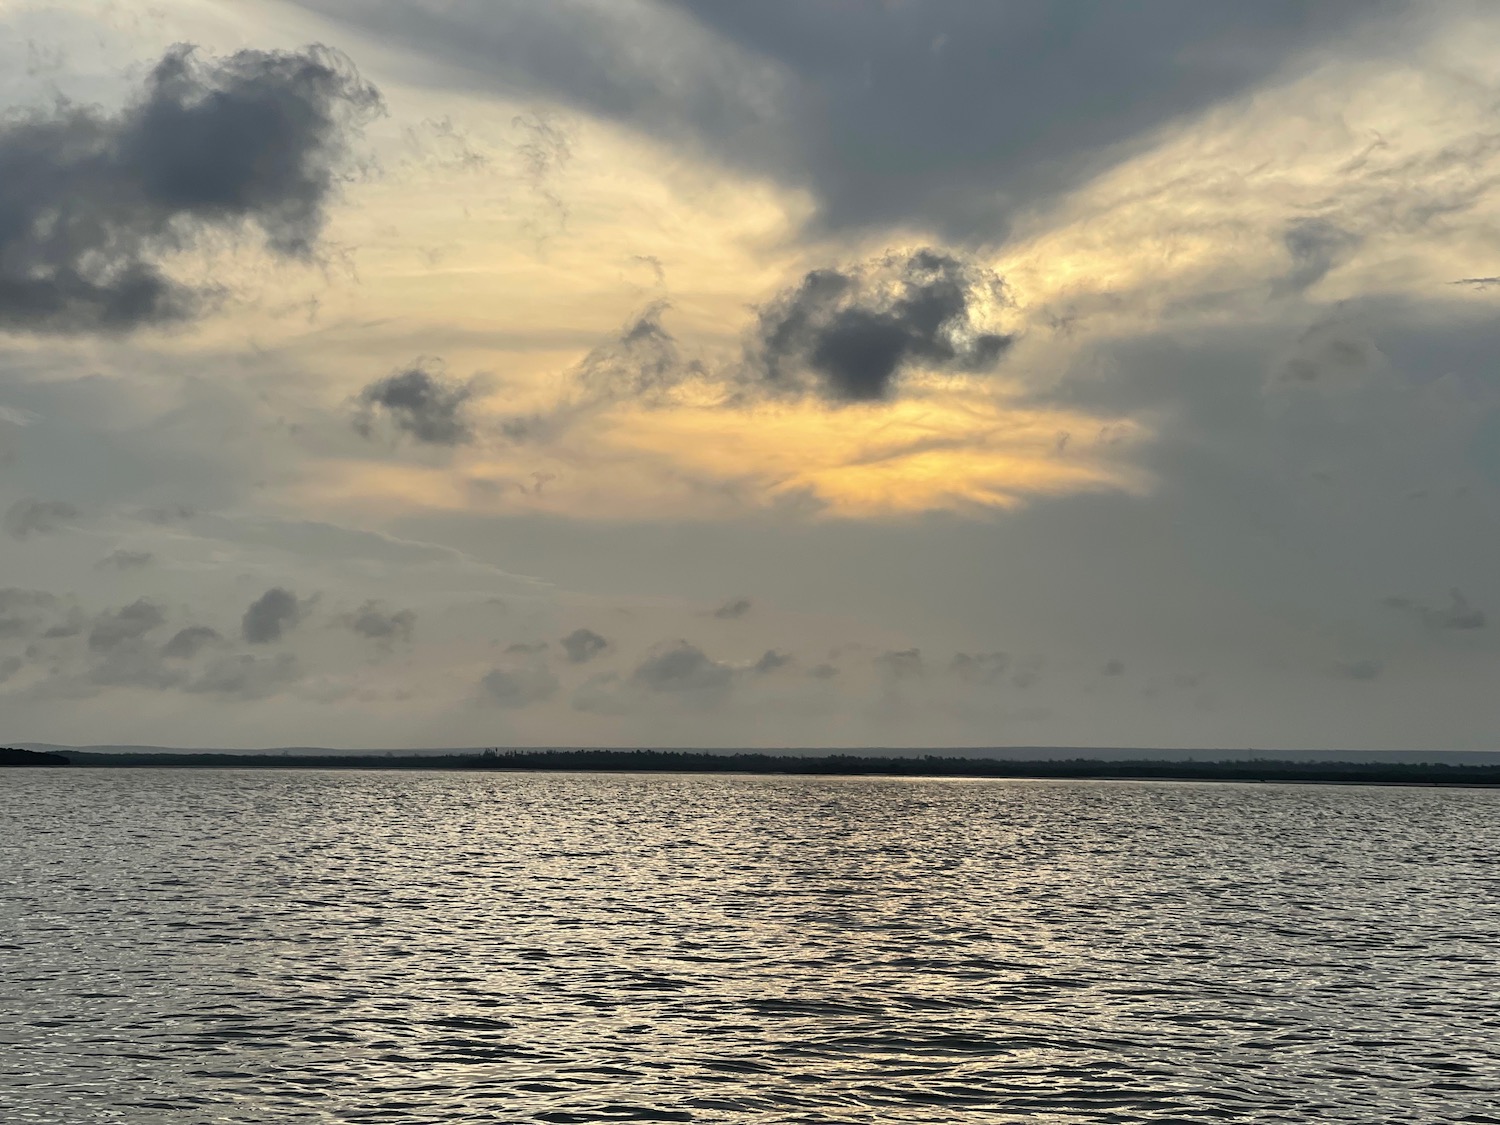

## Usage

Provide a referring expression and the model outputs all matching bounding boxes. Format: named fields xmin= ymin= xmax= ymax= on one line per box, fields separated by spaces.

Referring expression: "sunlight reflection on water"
xmin=3 ymin=768 xmax=1499 ymax=1122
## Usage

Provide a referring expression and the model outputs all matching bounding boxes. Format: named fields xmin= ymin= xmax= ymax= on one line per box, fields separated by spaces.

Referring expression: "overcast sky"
xmin=3 ymin=0 xmax=1500 ymax=751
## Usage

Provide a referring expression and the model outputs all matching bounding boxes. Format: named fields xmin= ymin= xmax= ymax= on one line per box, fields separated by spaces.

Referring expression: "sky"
xmin=3 ymin=0 xmax=1500 ymax=751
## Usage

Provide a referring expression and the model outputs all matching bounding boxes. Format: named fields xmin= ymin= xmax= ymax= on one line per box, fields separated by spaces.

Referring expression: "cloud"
xmin=161 ymin=625 xmax=223 ymax=659
xmin=137 ymin=504 xmax=196 ymax=525
xmin=713 ymin=597 xmax=752 ymax=620
xmin=0 ymin=588 xmax=61 ymax=639
xmin=87 ymin=599 xmax=167 ymax=652
xmin=629 ymin=641 xmax=733 ymax=696
xmin=748 ymin=248 xmax=1010 ymax=402
xmin=1102 ymin=659 xmax=1126 ymax=676
xmin=479 ymin=662 xmax=558 ymax=707
xmin=292 ymin=0 xmax=1377 ymax=238
xmin=1336 ymin=658 xmax=1383 ymax=681
xmin=1276 ymin=218 xmax=1362 ymax=295
xmin=560 ymin=627 xmax=609 ymax=664
xmin=1383 ymin=589 xmax=1486 ymax=631
xmin=575 ymin=301 xmax=697 ymax=402
xmin=0 ymin=43 xmax=381 ymax=334
xmin=571 ymin=671 xmax=627 ymax=715
xmin=341 ymin=601 xmax=416 ymax=644
xmin=4 ymin=499 xmax=80 ymax=538
xmin=354 ymin=362 xmax=477 ymax=445
xmin=808 ymin=661 xmax=839 ymax=680
xmin=875 ymin=648 xmax=924 ymax=680
xmin=949 ymin=651 xmax=1010 ymax=684
xmin=753 ymin=648 xmax=791 ymax=674
xmin=97 ymin=549 xmax=154 ymax=571
xmin=242 ymin=587 xmax=305 ymax=644
xmin=505 ymin=640 xmax=548 ymax=655
xmin=186 ymin=653 xmax=301 ymax=699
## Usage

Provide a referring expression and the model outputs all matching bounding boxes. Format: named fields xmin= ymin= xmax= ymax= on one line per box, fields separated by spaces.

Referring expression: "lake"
xmin=2 ymin=768 xmax=1498 ymax=1122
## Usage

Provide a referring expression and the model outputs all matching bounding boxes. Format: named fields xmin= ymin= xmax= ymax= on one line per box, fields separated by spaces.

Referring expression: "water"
xmin=2 ymin=768 xmax=1498 ymax=1124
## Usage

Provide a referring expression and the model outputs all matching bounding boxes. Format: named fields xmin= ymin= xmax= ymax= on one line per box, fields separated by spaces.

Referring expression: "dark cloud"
xmin=560 ymin=627 xmax=609 ymax=664
xmin=749 ymin=249 xmax=1010 ymax=402
xmin=97 ymin=549 xmax=154 ymax=571
xmin=242 ymin=587 xmax=305 ymax=644
xmin=291 ymin=0 xmax=1378 ymax=238
xmin=1102 ymin=659 xmax=1126 ymax=676
xmin=630 ymin=641 xmax=733 ymax=694
xmin=0 ymin=44 xmax=381 ymax=334
xmin=504 ymin=640 xmax=549 ymax=655
xmin=4 ymin=498 xmax=80 ymax=538
xmin=87 ymin=599 xmax=166 ymax=652
xmin=713 ymin=596 xmax=752 ymax=620
xmin=1383 ymin=589 xmax=1486 ymax=631
xmin=808 ymin=662 xmax=839 ymax=680
xmin=354 ymin=362 xmax=477 ymax=445
xmin=162 ymin=625 xmax=223 ymax=659
xmin=342 ymin=601 xmax=416 ymax=644
xmin=479 ymin=662 xmax=558 ymax=707
xmin=753 ymin=648 xmax=791 ymax=674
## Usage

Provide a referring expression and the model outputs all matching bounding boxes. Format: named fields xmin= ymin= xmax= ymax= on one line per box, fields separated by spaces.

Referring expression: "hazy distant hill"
xmin=15 ymin=743 xmax=1500 ymax=765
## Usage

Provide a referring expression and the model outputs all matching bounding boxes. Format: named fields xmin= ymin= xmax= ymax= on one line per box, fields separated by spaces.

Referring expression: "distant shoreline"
xmin=11 ymin=748 xmax=1500 ymax=787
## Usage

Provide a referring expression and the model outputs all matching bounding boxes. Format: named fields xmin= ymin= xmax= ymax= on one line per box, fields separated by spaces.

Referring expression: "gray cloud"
xmin=242 ymin=587 xmax=305 ymax=644
xmin=875 ymin=648 xmax=924 ymax=680
xmin=186 ymin=653 xmax=301 ymax=699
xmin=1277 ymin=218 xmax=1362 ymax=295
xmin=808 ymin=661 xmax=839 ymax=680
xmin=0 ymin=588 xmax=61 ymax=639
xmin=1336 ymin=658 xmax=1383 ymax=681
xmin=505 ymin=640 xmax=548 ymax=655
xmin=161 ymin=625 xmax=223 ymax=659
xmin=560 ymin=627 xmax=609 ymax=664
xmin=137 ymin=504 xmax=196 ymax=525
xmin=97 ymin=548 xmax=154 ymax=571
xmin=1103 ymin=659 xmax=1127 ymax=676
xmin=630 ymin=641 xmax=733 ymax=695
xmin=479 ymin=662 xmax=558 ymax=707
xmin=4 ymin=498 xmax=80 ymax=538
xmin=0 ymin=44 xmax=381 ymax=334
xmin=713 ymin=596 xmax=752 ymax=620
xmin=87 ymin=599 xmax=166 ymax=652
xmin=342 ymin=600 xmax=416 ymax=644
xmin=292 ymin=0 xmax=1379 ymax=238
xmin=575 ymin=301 xmax=695 ymax=401
xmin=749 ymin=249 xmax=1010 ymax=402
xmin=1383 ymin=589 xmax=1486 ymax=631
xmin=949 ymin=651 xmax=1010 ymax=684
xmin=753 ymin=648 xmax=791 ymax=674
xmin=354 ymin=362 xmax=477 ymax=445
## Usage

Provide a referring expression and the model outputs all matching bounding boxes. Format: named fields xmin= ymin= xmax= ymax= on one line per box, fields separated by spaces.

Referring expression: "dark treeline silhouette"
xmin=0 ymin=747 xmax=70 ymax=766
xmin=47 ymin=747 xmax=1500 ymax=785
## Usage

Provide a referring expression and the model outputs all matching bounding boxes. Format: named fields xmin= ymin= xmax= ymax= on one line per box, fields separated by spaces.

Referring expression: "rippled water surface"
xmin=3 ymin=768 xmax=1499 ymax=1123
